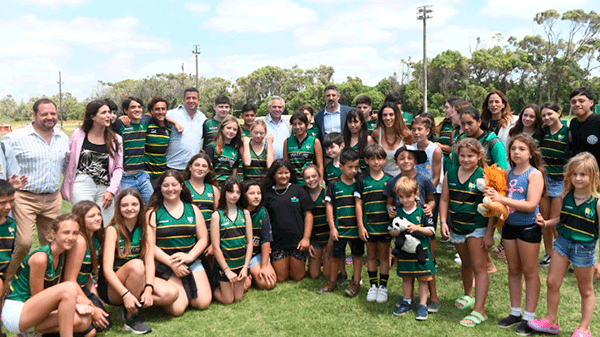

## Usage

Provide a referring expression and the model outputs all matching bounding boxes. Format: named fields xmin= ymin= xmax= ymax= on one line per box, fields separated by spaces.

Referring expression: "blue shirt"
xmin=165 ymin=105 xmax=207 ymax=170
xmin=506 ymin=166 xmax=539 ymax=225
xmin=2 ymin=123 xmax=69 ymax=193
xmin=266 ymin=114 xmax=290 ymax=159
xmin=323 ymin=106 xmax=341 ymax=135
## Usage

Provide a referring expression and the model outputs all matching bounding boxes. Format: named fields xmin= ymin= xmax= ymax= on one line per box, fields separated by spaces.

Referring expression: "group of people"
xmin=0 ymin=84 xmax=598 ymax=337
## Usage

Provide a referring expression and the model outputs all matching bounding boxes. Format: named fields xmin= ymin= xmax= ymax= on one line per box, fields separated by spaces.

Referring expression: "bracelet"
xmin=441 ymin=221 xmax=447 ymax=225
xmin=388 ymin=206 xmax=394 ymax=212
xmin=144 ymin=284 xmax=154 ymax=291
xmin=121 ymin=290 xmax=130 ymax=298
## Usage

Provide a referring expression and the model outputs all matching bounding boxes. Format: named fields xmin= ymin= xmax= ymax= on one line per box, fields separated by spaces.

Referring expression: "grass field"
xmin=5 ymin=117 xmax=599 ymax=336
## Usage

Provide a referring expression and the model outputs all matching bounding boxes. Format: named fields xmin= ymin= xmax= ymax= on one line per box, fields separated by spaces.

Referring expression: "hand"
xmin=406 ymin=223 xmax=418 ymax=234
xmin=482 ymin=233 xmax=494 ymax=250
xmin=266 ymin=135 xmax=274 ymax=144
xmin=308 ymin=244 xmax=316 ymax=258
xmin=122 ymin=292 xmax=140 ymax=314
xmin=484 ymin=187 xmax=502 ymax=202
xmin=535 ymin=213 xmax=546 ymax=228
xmin=370 ymin=113 xmax=378 ymax=121
xmin=330 ymin=228 xmax=339 ymax=241
xmin=170 ymin=252 xmax=192 ymax=266
xmin=225 ymin=269 xmax=237 ymax=283
xmin=258 ymin=265 xmax=276 ymax=286
xmin=174 ymin=122 xmax=184 ymax=133
xmin=358 ymin=227 xmax=369 ymax=241
xmin=594 ymin=263 xmax=600 ymax=281
xmin=205 ymin=245 xmax=214 ymax=257
xmin=423 ymin=204 xmax=433 ymax=217
xmin=440 ymin=223 xmax=450 ymax=239
xmin=297 ymin=238 xmax=310 ymax=252
xmin=172 ymin=263 xmax=190 ymax=278
xmin=75 ymin=303 xmax=94 ymax=316
xmin=8 ymin=174 xmax=27 ymax=190
xmin=388 ymin=206 xmax=396 ymax=218
xmin=140 ymin=287 xmax=153 ymax=308
xmin=389 ymin=228 xmax=400 ymax=236
xmin=119 ymin=115 xmax=131 ymax=127
xmin=91 ymin=306 xmax=110 ymax=330
xmin=101 ymin=191 xmax=114 ymax=210
xmin=237 ymin=267 xmax=248 ymax=281
xmin=243 ymin=137 xmax=251 ymax=145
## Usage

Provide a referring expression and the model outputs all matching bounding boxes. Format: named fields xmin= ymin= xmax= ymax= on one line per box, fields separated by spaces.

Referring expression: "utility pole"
xmin=57 ymin=71 xmax=64 ymax=128
xmin=192 ymin=45 xmax=201 ymax=89
xmin=417 ymin=5 xmax=433 ymax=114
xmin=181 ymin=63 xmax=185 ymax=89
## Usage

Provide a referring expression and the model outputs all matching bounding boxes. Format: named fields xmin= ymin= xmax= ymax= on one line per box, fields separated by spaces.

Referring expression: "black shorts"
xmin=332 ymin=238 xmax=365 ymax=258
xmin=502 ymin=222 xmax=542 ymax=243
xmin=367 ymin=234 xmax=392 ymax=243
xmin=96 ymin=273 xmax=110 ymax=304
xmin=431 ymin=193 xmax=441 ymax=230
xmin=271 ymin=247 xmax=308 ymax=262
xmin=218 ymin=267 xmax=242 ymax=282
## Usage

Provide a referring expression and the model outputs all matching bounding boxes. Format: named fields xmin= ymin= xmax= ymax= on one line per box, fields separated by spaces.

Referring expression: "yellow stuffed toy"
xmin=476 ymin=164 xmax=509 ymax=227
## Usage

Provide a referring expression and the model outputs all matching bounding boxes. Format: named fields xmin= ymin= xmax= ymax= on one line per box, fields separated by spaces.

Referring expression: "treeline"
xmin=1 ymin=9 xmax=598 ymax=123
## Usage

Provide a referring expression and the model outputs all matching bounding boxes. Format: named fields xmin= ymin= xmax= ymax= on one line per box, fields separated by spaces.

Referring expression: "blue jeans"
xmin=121 ymin=170 xmax=154 ymax=205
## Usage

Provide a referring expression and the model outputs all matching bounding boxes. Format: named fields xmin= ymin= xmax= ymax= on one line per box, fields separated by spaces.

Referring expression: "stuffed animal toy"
xmin=388 ymin=217 xmax=427 ymax=265
xmin=475 ymin=164 xmax=509 ymax=227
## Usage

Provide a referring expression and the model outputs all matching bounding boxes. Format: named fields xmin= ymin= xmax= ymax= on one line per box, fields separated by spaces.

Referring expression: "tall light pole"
xmin=57 ymin=71 xmax=64 ymax=128
xmin=417 ymin=5 xmax=433 ymax=113
xmin=192 ymin=45 xmax=201 ymax=89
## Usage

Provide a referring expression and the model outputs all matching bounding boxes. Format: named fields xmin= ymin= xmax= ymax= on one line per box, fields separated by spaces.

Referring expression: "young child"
xmin=317 ymin=149 xmax=363 ymax=296
xmin=303 ymin=164 xmax=331 ymax=279
xmin=284 ymin=111 xmax=324 ymax=187
xmin=529 ymin=152 xmax=600 ymax=337
xmin=355 ymin=144 xmax=391 ymax=303
xmin=436 ymin=97 xmax=459 ymax=173
xmin=242 ymin=119 xmax=275 ymax=182
xmin=205 ymin=115 xmax=243 ymax=185
xmin=241 ymin=180 xmax=276 ymax=290
xmin=184 ymin=153 xmax=221 ymax=229
xmin=240 ymin=103 xmax=257 ymax=138
xmin=391 ymin=177 xmax=436 ymax=321
xmin=0 ymin=180 xmax=17 ymax=300
xmin=210 ymin=177 xmax=253 ymax=304
xmin=485 ymin=135 xmax=544 ymax=335
xmin=323 ymin=132 xmax=344 ymax=184
xmin=539 ymin=102 xmax=570 ymax=266
xmin=296 ymin=104 xmax=321 ymax=140
xmin=342 ymin=108 xmax=371 ymax=173
xmin=440 ymin=138 xmax=494 ymax=327
xmin=202 ymin=94 xmax=232 ymax=150
xmin=355 ymin=95 xmax=377 ymax=134
xmin=508 ymin=104 xmax=544 ymax=143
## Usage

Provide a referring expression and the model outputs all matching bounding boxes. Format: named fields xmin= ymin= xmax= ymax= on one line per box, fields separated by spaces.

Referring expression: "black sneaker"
xmin=516 ymin=320 xmax=534 ymax=336
xmin=124 ymin=313 xmax=152 ymax=334
xmin=540 ymin=254 xmax=551 ymax=267
xmin=336 ymin=272 xmax=347 ymax=286
xmin=497 ymin=314 xmax=522 ymax=328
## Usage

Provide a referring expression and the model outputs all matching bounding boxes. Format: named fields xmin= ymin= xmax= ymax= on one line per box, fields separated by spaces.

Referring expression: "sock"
xmin=368 ymin=271 xmax=378 ymax=286
xmin=511 ymin=307 xmax=522 ymax=317
xmin=523 ymin=311 xmax=535 ymax=322
xmin=379 ymin=273 xmax=389 ymax=287
xmin=404 ymin=298 xmax=412 ymax=305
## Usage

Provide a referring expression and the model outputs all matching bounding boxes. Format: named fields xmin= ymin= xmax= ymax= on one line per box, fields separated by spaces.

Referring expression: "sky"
xmin=1 ymin=0 xmax=596 ymax=101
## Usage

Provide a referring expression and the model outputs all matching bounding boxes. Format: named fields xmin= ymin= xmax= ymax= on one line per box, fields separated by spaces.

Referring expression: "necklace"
xmin=573 ymin=194 xmax=590 ymax=201
xmin=273 ymin=183 xmax=291 ymax=196
xmin=383 ymin=129 xmax=398 ymax=147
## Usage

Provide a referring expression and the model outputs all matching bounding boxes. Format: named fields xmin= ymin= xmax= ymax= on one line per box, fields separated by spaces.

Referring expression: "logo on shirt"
xmin=587 ymin=135 xmax=598 ymax=145
xmin=585 ymin=207 xmax=594 ymax=219
xmin=416 ymin=215 xmax=421 ymax=223
xmin=8 ymin=226 xmax=14 ymax=235
xmin=187 ymin=216 xmax=194 ymax=223
xmin=557 ymin=134 xmax=564 ymax=141
xmin=207 ymin=193 xmax=213 ymax=198
xmin=468 ymin=182 xmax=477 ymax=191
xmin=291 ymin=196 xmax=299 ymax=203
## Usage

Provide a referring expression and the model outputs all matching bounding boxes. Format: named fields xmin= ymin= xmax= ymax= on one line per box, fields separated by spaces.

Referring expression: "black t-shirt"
xmin=77 ymin=135 xmax=110 ymax=186
xmin=569 ymin=113 xmax=600 ymax=164
xmin=264 ymin=183 xmax=315 ymax=250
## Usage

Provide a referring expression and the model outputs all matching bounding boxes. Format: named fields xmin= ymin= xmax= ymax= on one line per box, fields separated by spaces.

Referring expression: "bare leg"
xmin=272 ymin=256 xmax=290 ymax=282
xmin=214 ymin=281 xmax=235 ymax=305
xmin=467 ymin=237 xmax=489 ymax=317
xmin=503 ymin=239 xmax=523 ymax=309
xmin=545 ymin=250 xmax=570 ymax=324
xmin=163 ymin=276 xmax=188 ymax=317
xmin=289 ymin=256 xmax=306 ymax=282
xmin=455 ymin=242 xmax=473 ymax=297
xmin=517 ymin=239 xmax=541 ymax=313
xmin=573 ymin=265 xmax=595 ymax=334
xmin=308 ymin=248 xmax=324 ymax=279
xmin=419 ymin=279 xmax=429 ymax=306
xmin=351 ymin=255 xmax=363 ymax=284
xmin=249 ymin=263 xmax=276 ymax=290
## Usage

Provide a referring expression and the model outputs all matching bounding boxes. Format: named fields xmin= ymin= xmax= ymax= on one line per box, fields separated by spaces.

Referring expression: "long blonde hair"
xmin=454 ymin=137 xmax=487 ymax=169
xmin=563 ymin=152 xmax=600 ymax=198
xmin=214 ymin=115 xmax=242 ymax=155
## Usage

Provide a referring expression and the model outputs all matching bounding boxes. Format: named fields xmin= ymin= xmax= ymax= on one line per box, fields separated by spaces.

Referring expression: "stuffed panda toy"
xmin=388 ymin=217 xmax=427 ymax=265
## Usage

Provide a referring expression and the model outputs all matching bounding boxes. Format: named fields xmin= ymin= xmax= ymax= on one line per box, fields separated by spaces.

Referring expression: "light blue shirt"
xmin=1 ymin=123 xmax=69 ymax=193
xmin=266 ymin=114 xmax=290 ymax=159
xmin=165 ymin=105 xmax=207 ymax=170
xmin=323 ymin=106 xmax=341 ymax=135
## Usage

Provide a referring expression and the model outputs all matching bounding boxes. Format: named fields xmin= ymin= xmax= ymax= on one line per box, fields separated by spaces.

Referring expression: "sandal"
xmin=454 ymin=295 xmax=475 ymax=309
xmin=460 ymin=310 xmax=487 ymax=327
xmin=572 ymin=328 xmax=591 ymax=337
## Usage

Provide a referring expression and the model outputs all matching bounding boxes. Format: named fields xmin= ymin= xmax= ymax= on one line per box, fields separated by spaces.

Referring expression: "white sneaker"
xmin=454 ymin=253 xmax=462 ymax=264
xmin=366 ymin=284 xmax=378 ymax=301
xmin=376 ymin=285 xmax=388 ymax=303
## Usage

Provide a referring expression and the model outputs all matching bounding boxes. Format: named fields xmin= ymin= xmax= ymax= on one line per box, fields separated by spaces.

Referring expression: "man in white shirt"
xmin=265 ymin=96 xmax=290 ymax=159
xmin=165 ymin=87 xmax=207 ymax=171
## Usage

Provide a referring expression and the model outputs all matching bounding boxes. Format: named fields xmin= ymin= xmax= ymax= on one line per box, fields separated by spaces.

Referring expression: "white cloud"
xmin=481 ymin=0 xmax=589 ymax=19
xmin=207 ymin=0 xmax=317 ymax=32
xmin=184 ymin=2 xmax=211 ymax=14
xmin=20 ymin=0 xmax=87 ymax=6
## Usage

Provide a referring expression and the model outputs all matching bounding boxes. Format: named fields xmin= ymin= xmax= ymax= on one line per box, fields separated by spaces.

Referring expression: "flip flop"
xmin=454 ymin=295 xmax=475 ymax=309
xmin=460 ymin=310 xmax=487 ymax=327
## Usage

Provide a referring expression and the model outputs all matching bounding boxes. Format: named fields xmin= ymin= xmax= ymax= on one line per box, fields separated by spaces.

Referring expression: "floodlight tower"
xmin=417 ymin=5 xmax=433 ymax=113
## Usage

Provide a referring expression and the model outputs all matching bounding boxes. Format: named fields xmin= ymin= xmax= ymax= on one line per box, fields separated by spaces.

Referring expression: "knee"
xmin=126 ymin=259 xmax=146 ymax=278
xmin=546 ymin=277 xmax=560 ymax=291
xmin=259 ymin=281 xmax=276 ymax=291
xmin=578 ymin=284 xmax=594 ymax=299
xmin=308 ymin=269 xmax=320 ymax=279
xmin=60 ymin=281 xmax=79 ymax=299
xmin=507 ymin=265 xmax=522 ymax=276
xmin=74 ymin=314 xmax=92 ymax=333
xmin=290 ymin=270 xmax=305 ymax=282
xmin=193 ymin=296 xmax=211 ymax=311
xmin=170 ymin=304 xmax=186 ymax=317
xmin=165 ymin=285 xmax=179 ymax=304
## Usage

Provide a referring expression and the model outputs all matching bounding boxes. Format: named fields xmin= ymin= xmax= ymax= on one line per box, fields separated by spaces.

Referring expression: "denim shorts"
xmin=189 ymin=258 xmax=205 ymax=272
xmin=553 ymin=235 xmax=597 ymax=267
xmin=545 ymin=176 xmax=564 ymax=198
xmin=449 ymin=227 xmax=487 ymax=244
xmin=310 ymin=240 xmax=328 ymax=250
xmin=248 ymin=253 xmax=270 ymax=268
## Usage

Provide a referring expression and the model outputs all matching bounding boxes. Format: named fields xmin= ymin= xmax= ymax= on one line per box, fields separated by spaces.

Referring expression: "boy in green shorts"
xmin=317 ymin=148 xmax=363 ymax=296
xmin=322 ymin=132 xmax=344 ymax=185
xmin=0 ymin=180 xmax=17 ymax=303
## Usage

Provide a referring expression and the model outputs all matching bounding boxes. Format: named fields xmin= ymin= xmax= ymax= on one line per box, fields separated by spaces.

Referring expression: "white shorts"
xmin=2 ymin=299 xmax=32 ymax=334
